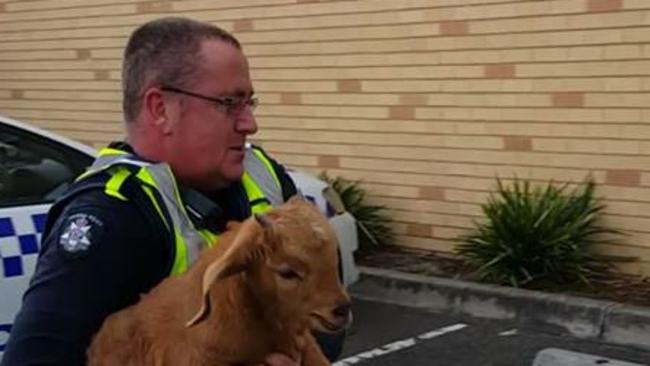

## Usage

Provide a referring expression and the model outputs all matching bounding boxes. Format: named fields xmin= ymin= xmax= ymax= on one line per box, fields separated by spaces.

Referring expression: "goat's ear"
xmin=186 ymin=216 xmax=272 ymax=327
xmin=289 ymin=192 xmax=307 ymax=203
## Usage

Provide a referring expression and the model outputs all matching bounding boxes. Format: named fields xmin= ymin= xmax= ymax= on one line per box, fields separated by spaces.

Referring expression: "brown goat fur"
xmin=87 ymin=197 xmax=351 ymax=366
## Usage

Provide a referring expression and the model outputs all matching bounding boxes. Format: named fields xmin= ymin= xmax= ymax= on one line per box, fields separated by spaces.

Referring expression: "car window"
xmin=0 ymin=124 xmax=93 ymax=207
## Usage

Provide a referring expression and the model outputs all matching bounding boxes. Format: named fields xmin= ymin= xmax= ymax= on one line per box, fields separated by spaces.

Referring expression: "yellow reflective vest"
xmin=76 ymin=144 xmax=283 ymax=275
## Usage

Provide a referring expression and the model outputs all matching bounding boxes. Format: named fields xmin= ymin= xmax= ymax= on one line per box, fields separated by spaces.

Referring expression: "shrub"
xmin=455 ymin=177 xmax=619 ymax=287
xmin=320 ymin=172 xmax=394 ymax=250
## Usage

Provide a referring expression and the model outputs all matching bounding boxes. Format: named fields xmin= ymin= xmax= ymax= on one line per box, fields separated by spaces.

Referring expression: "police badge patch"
xmin=59 ymin=213 xmax=104 ymax=254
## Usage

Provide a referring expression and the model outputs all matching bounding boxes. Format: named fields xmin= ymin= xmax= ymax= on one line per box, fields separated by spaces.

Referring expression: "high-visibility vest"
xmin=76 ymin=144 xmax=283 ymax=275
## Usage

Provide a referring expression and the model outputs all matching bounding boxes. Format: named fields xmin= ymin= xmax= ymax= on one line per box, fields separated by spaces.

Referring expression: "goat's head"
xmin=186 ymin=196 xmax=352 ymax=334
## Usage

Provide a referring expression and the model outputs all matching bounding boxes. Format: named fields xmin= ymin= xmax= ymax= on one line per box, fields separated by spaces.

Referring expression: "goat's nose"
xmin=332 ymin=303 xmax=352 ymax=318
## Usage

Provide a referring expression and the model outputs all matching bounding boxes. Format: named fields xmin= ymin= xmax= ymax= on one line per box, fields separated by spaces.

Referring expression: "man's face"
xmin=168 ymin=40 xmax=258 ymax=191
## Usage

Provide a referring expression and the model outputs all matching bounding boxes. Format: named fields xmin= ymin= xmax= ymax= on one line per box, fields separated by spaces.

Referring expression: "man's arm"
xmin=1 ymin=190 xmax=170 ymax=366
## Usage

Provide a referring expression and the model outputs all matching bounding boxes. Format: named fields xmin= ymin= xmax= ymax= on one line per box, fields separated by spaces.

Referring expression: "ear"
xmin=142 ymin=87 xmax=173 ymax=135
xmin=186 ymin=215 xmax=275 ymax=327
xmin=288 ymin=192 xmax=308 ymax=204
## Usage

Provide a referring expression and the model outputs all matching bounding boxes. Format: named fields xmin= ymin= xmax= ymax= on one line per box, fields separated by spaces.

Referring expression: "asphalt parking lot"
xmin=337 ymin=299 xmax=650 ymax=366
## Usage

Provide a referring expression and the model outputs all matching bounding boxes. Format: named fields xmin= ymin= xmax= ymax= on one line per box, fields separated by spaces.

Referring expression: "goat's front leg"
xmin=300 ymin=333 xmax=331 ymax=366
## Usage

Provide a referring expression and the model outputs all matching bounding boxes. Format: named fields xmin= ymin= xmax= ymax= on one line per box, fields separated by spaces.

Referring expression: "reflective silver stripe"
xmin=86 ymin=154 xmax=205 ymax=265
xmin=87 ymin=155 xmax=150 ymax=170
xmin=244 ymin=147 xmax=283 ymax=206
xmin=139 ymin=164 xmax=205 ymax=264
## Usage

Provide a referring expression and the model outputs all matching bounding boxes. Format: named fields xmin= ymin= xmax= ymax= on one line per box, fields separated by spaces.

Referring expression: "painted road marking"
xmin=499 ymin=329 xmax=518 ymax=336
xmin=333 ymin=323 xmax=468 ymax=365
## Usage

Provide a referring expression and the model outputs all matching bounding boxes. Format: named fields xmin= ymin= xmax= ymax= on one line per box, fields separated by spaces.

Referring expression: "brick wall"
xmin=2 ymin=0 xmax=650 ymax=274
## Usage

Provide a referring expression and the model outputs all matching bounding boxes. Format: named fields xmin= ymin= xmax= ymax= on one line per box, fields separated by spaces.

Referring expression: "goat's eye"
xmin=278 ymin=266 xmax=301 ymax=280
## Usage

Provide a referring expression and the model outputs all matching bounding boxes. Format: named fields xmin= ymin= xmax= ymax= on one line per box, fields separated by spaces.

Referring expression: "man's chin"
xmin=222 ymin=167 xmax=245 ymax=185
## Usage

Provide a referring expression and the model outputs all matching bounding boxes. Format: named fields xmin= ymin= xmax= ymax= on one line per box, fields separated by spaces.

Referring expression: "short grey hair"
xmin=121 ymin=17 xmax=241 ymax=123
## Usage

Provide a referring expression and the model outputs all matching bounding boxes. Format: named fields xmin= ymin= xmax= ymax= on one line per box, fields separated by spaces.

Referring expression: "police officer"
xmin=2 ymin=17 xmax=343 ymax=366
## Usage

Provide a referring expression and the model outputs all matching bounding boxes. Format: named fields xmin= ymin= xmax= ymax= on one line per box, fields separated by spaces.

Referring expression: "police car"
xmin=0 ymin=114 xmax=359 ymax=359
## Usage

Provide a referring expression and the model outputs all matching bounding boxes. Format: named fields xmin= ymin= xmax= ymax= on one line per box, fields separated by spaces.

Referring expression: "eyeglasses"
xmin=160 ymin=86 xmax=259 ymax=116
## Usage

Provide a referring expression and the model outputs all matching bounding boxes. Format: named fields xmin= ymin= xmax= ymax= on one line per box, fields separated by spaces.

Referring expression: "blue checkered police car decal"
xmin=0 ymin=214 xmax=47 ymax=278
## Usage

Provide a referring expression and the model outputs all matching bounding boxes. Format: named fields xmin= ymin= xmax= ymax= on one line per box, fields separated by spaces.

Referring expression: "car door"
xmin=0 ymin=122 xmax=93 ymax=356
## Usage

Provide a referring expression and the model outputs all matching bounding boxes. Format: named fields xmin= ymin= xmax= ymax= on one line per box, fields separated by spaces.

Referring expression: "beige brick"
xmin=552 ymin=0 xmax=586 ymax=13
xmin=258 ymin=81 xmax=338 ymax=93
xmin=24 ymin=90 xmax=120 ymax=102
xmin=299 ymin=93 xmax=396 ymax=106
xmin=317 ymin=155 xmax=340 ymax=169
xmin=533 ymin=139 xmax=568 ymax=152
xmin=604 ymin=45 xmax=642 ymax=60
xmin=533 ymin=48 xmax=568 ymax=62
xmin=280 ymin=92 xmax=302 ymax=104
xmin=551 ymin=92 xmax=585 ymax=107
xmin=259 ymin=105 xmax=387 ymax=119
xmin=253 ymin=65 xmax=483 ymax=81
xmin=484 ymin=64 xmax=516 ymax=78
xmin=419 ymin=186 xmax=445 ymax=200
xmin=0 ymin=3 xmax=5 ymax=12
xmin=567 ymin=46 xmax=603 ymax=60
xmin=0 ymin=70 xmax=96 ymax=80
xmin=10 ymin=90 xmax=24 ymax=99
xmin=76 ymin=49 xmax=91 ymax=60
xmin=1 ymin=50 xmax=78 ymax=61
xmin=90 ymin=49 xmax=122 ymax=60
xmin=389 ymin=106 xmax=415 ymax=120
xmin=0 ymin=4 xmax=135 ymax=23
xmin=0 ymin=26 xmax=131 ymax=43
xmin=603 ymin=77 xmax=642 ymax=91
xmin=243 ymin=17 xmax=441 ymax=44
xmin=587 ymin=0 xmax=623 ymax=12
xmin=407 ymin=223 xmax=433 ymax=237
xmin=94 ymin=70 xmax=111 ymax=81
xmin=399 ymin=94 xmax=428 ymax=106
xmin=439 ymin=21 xmax=468 ymax=35
xmin=499 ymin=49 xmax=533 ymax=63
xmin=3 ymin=81 xmax=120 ymax=92
xmin=606 ymin=170 xmax=641 ymax=186
xmin=3 ymin=38 xmax=125 ymax=52
xmin=233 ymin=19 xmax=254 ymax=32
xmin=136 ymin=1 xmax=172 ymax=13
xmin=0 ymin=59 xmax=118 ymax=72
xmin=0 ymin=99 xmax=119 ymax=112
xmin=440 ymin=50 xmax=474 ymax=64
xmin=625 ymin=0 xmax=650 ymax=9
xmin=503 ymin=136 xmax=532 ymax=151
xmin=337 ymin=80 xmax=362 ymax=92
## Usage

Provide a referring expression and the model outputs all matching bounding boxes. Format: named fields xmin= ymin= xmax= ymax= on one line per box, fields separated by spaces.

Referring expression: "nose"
xmin=235 ymin=107 xmax=257 ymax=135
xmin=332 ymin=302 xmax=352 ymax=319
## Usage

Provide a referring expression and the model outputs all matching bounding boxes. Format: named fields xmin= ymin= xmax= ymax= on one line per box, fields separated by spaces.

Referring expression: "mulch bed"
xmin=355 ymin=246 xmax=650 ymax=308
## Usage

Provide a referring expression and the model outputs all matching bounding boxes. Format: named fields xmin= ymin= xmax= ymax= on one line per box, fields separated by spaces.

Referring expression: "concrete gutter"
xmin=532 ymin=348 xmax=645 ymax=366
xmin=349 ymin=266 xmax=650 ymax=351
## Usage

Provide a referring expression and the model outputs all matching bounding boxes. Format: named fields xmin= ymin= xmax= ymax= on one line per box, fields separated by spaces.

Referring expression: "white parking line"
xmin=333 ymin=323 xmax=468 ymax=365
xmin=498 ymin=329 xmax=518 ymax=336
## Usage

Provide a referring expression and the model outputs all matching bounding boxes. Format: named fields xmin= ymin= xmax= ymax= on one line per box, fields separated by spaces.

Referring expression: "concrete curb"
xmin=349 ymin=266 xmax=650 ymax=351
xmin=532 ymin=348 xmax=645 ymax=366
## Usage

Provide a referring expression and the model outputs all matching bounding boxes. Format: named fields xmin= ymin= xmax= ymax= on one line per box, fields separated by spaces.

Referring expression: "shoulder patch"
xmin=59 ymin=213 xmax=104 ymax=254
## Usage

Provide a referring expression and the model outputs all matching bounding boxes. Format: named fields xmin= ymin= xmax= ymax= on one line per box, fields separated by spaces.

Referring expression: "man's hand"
xmin=259 ymin=353 xmax=301 ymax=366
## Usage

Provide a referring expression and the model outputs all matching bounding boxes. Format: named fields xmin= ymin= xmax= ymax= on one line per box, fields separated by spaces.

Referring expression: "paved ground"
xmin=336 ymin=299 xmax=650 ymax=366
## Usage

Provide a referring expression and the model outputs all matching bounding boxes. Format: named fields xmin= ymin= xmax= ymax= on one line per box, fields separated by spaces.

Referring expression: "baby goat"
xmin=87 ymin=197 xmax=352 ymax=366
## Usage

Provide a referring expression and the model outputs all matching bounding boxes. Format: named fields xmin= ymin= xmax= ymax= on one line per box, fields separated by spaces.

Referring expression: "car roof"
xmin=0 ymin=114 xmax=98 ymax=157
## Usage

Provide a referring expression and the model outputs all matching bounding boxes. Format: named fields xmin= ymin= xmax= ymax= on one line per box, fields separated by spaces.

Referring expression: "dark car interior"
xmin=0 ymin=124 xmax=94 ymax=207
